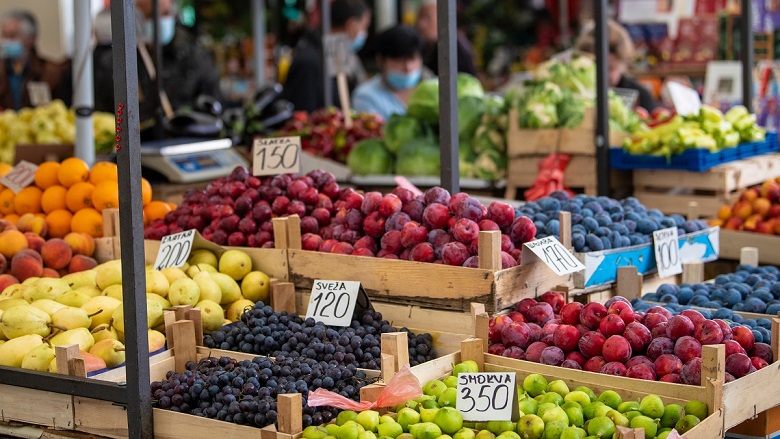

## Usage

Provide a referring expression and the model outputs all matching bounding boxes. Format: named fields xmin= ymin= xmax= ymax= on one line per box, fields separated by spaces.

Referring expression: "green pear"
xmin=52 ymin=306 xmax=96 ymax=330
xmin=188 ymin=249 xmax=218 ymax=268
xmin=21 ymin=340 xmax=56 ymax=371
xmin=196 ymin=300 xmax=225 ymax=332
xmin=147 ymin=299 xmax=164 ymax=328
xmin=240 ymin=270 xmax=270 ymax=303
xmin=443 ymin=375 xmax=458 ymax=388
xmin=218 ymin=249 xmax=252 ymax=280
xmin=160 ymin=267 xmax=188 ymax=285
xmin=187 ymin=263 xmax=218 ymax=278
xmin=515 ymin=414 xmax=544 ymax=439
xmin=168 ymin=277 xmax=200 ymax=306
xmin=380 ymin=415 xmax=397 ymax=424
xmin=452 ymin=360 xmax=479 ymax=375
xmin=358 ymin=431 xmax=377 ymax=439
xmin=683 ymin=400 xmax=708 ymax=420
xmin=95 ymin=260 xmax=122 ymax=290
xmin=397 ymin=408 xmax=421 ymax=431
xmin=638 ymin=395 xmax=664 ymax=419
xmin=24 ymin=278 xmax=71 ymax=302
xmin=357 ymin=410 xmax=381 ymax=433
xmin=193 ymin=272 xmax=222 ymax=304
xmin=338 ymin=423 xmax=360 ymax=439
xmin=537 ymin=392 xmax=563 ymax=406
xmin=377 ymin=421 xmax=403 ymax=438
xmin=438 ymin=387 xmax=458 ymax=408
xmin=586 ymin=416 xmax=615 ymax=439
xmin=660 ymin=404 xmax=684 ymax=429
xmin=537 ymin=403 xmax=558 ymax=420
xmin=474 ymin=431 xmax=495 ymax=439
xmin=302 ymin=426 xmax=331 ymax=439
xmin=624 ymin=411 xmax=643 ymax=422
xmin=541 ymin=406 xmax=569 ymax=425
xmin=89 ymin=338 xmax=126 ymax=367
xmin=62 ymin=270 xmax=97 ymax=290
xmin=0 ymin=334 xmax=43 ymax=367
xmin=337 ymin=411 xmax=359 ymax=427
xmin=50 ymin=327 xmax=94 ymax=351
xmin=593 ymin=404 xmax=613 ymax=418
xmin=559 ymin=426 xmax=586 ymax=439
xmin=543 ymin=420 xmax=568 ymax=439
xmin=31 ymin=299 xmax=67 ymax=316
xmin=582 ymin=402 xmax=604 ymax=420
xmin=0 ymin=284 xmax=27 ymax=301
xmin=496 ymin=432 xmax=519 ymax=439
xmin=573 ymin=387 xmax=597 ymax=403
xmin=81 ymin=296 xmax=121 ymax=329
xmin=598 ymin=391 xmax=622 ymax=410
xmin=326 ymin=425 xmax=341 ymax=436
xmin=91 ymin=320 xmax=119 ymax=343
xmin=422 ymin=379 xmax=448 ymax=398
xmin=486 ymin=421 xmax=515 ymax=435
xmin=144 ymin=269 xmax=170 ymax=297
xmin=433 ymin=407 xmax=462 ymax=435
xmin=57 ymin=287 xmax=99 ymax=307
xmin=0 ymin=298 xmax=28 ymax=311
xmin=1 ymin=304 xmax=51 ymax=338
xmin=547 ymin=380 xmax=570 ymax=397
xmin=605 ymin=410 xmax=629 ymax=428
xmin=396 ymin=434 xmax=414 ymax=439
xmin=419 ymin=408 xmax=439 ymax=423
xmin=453 ymin=428 xmax=476 ymax=439
xmin=617 ymin=401 xmax=640 ymax=414
xmin=409 ymin=422 xmax=441 ymax=439
xmin=523 ymin=374 xmax=548 ymax=397
xmin=674 ymin=415 xmax=700 ymax=434
xmin=564 ymin=391 xmax=592 ymax=407
xmin=656 ymin=430 xmax=672 ymax=439
xmin=517 ymin=394 xmax=539 ymax=417
xmin=210 ymin=272 xmax=242 ymax=305
xmin=564 ymin=404 xmax=585 ymax=427
xmin=629 ymin=415 xmax=657 ymax=438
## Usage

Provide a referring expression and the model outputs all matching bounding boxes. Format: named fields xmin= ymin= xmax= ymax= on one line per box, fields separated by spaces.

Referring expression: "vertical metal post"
xmin=741 ymin=0 xmax=754 ymax=109
xmin=152 ymin=0 xmax=164 ymax=140
xmin=437 ymin=0 xmax=459 ymax=193
xmin=73 ymin=0 xmax=95 ymax=165
xmin=321 ymin=0 xmax=333 ymax=108
xmin=593 ymin=0 xmax=610 ymax=197
xmin=252 ymin=0 xmax=267 ymax=89
xmin=110 ymin=2 xmax=152 ymax=438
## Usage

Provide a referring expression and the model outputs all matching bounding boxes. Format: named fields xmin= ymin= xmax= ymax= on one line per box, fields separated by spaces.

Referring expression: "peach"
xmin=724 ymin=217 xmax=743 ymax=230
xmin=0 ymin=273 xmax=19 ymax=291
xmin=68 ymin=254 xmax=98 ymax=274
xmin=40 ymin=238 xmax=73 ymax=270
xmin=760 ymin=180 xmax=780 ymax=200
xmin=0 ymin=230 xmax=29 ymax=258
xmin=756 ymin=220 xmax=774 ymax=234
xmin=41 ymin=268 xmax=60 ymax=278
xmin=64 ymin=232 xmax=95 ymax=257
xmin=717 ymin=205 xmax=732 ymax=220
xmin=24 ymin=232 xmax=44 ymax=253
xmin=0 ymin=253 xmax=5 ymax=273
xmin=16 ymin=213 xmax=47 ymax=237
xmin=741 ymin=188 xmax=759 ymax=202
xmin=743 ymin=214 xmax=762 ymax=231
xmin=753 ymin=198 xmax=772 ymax=217
xmin=0 ymin=219 xmax=16 ymax=233
xmin=732 ymin=200 xmax=753 ymax=219
xmin=11 ymin=249 xmax=44 ymax=281
xmin=768 ymin=205 xmax=780 ymax=219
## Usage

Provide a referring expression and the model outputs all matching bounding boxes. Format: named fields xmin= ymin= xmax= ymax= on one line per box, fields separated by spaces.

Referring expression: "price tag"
xmin=456 ymin=373 xmax=517 ymax=421
xmin=27 ymin=81 xmax=51 ymax=106
xmin=323 ymin=33 xmax=356 ymax=76
xmin=252 ymin=136 xmax=301 ymax=176
xmin=653 ymin=227 xmax=682 ymax=278
xmin=153 ymin=229 xmax=196 ymax=270
xmin=667 ymin=82 xmax=702 ymax=116
xmin=305 ymin=280 xmax=361 ymax=327
xmin=523 ymin=236 xmax=585 ymax=275
xmin=0 ymin=160 xmax=38 ymax=194
xmin=614 ymin=87 xmax=640 ymax=109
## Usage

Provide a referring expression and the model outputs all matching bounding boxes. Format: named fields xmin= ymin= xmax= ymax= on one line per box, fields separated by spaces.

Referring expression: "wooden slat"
xmin=492 ymin=263 xmax=573 ymax=312
xmin=409 ymin=352 xmax=461 ymax=384
xmin=634 ymin=191 xmax=728 ymax=217
xmin=277 ymin=393 xmax=302 ymax=435
xmin=381 ymin=332 xmax=410 ymax=371
xmin=285 ymin=215 xmax=302 ymax=250
xmin=740 ymin=247 xmax=759 ymax=267
xmin=272 ymin=282 xmax=296 ymax=314
xmin=171 ymin=320 xmax=196 ymax=373
xmin=478 ymin=230 xmax=501 ymax=271
xmin=154 ymin=409 xmax=263 ymax=439
xmin=682 ymin=261 xmax=705 ymax=284
xmin=55 ymin=344 xmax=83 ymax=378
xmin=719 ymin=230 xmax=780 ymax=265
xmin=0 ymin=384 xmax=74 ymax=429
xmin=460 ymin=338 xmax=484 ymax=371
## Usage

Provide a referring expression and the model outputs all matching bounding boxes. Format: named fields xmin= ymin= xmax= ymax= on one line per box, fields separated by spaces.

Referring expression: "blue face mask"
xmin=145 ymin=16 xmax=176 ymax=45
xmin=1 ymin=40 xmax=24 ymax=60
xmin=351 ymin=31 xmax=367 ymax=52
xmin=386 ymin=68 xmax=422 ymax=90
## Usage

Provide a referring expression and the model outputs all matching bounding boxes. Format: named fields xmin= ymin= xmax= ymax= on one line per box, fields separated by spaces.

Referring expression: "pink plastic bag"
xmin=307 ymin=364 xmax=423 ymax=411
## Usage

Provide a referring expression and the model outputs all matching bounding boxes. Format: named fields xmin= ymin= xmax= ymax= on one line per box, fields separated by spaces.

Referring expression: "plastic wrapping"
xmin=307 ymin=364 xmax=422 ymax=410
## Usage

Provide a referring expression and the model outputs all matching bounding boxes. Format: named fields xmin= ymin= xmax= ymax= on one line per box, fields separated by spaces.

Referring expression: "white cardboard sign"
xmin=653 ymin=227 xmax=682 ymax=278
xmin=153 ymin=229 xmax=196 ymax=271
xmin=0 ymin=160 xmax=38 ymax=194
xmin=456 ymin=372 xmax=517 ymax=421
xmin=305 ymin=280 xmax=361 ymax=327
xmin=252 ymin=136 xmax=301 ymax=176
xmin=523 ymin=236 xmax=585 ymax=275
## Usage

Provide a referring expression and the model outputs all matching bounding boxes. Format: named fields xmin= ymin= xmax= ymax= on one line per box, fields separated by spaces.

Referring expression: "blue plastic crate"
xmin=610 ymin=131 xmax=778 ymax=171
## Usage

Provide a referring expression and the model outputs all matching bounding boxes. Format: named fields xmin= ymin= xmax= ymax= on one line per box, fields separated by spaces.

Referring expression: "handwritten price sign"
xmin=253 ymin=136 xmax=301 ymax=176
xmin=305 ymin=280 xmax=360 ymax=327
xmin=653 ymin=227 xmax=682 ymax=278
xmin=524 ymin=236 xmax=585 ymax=275
xmin=0 ymin=161 xmax=38 ymax=194
xmin=153 ymin=229 xmax=196 ymax=270
xmin=456 ymin=373 xmax=517 ymax=421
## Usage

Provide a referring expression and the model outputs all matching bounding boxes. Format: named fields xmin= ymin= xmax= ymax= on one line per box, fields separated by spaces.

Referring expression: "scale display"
xmin=171 ymin=154 xmax=222 ymax=172
xmin=140 ymin=138 xmax=249 ymax=183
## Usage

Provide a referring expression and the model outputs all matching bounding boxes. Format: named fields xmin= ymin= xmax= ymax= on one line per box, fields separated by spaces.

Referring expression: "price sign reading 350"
xmin=153 ymin=229 xmax=196 ymax=270
xmin=306 ymin=280 xmax=360 ymax=327
xmin=252 ymin=136 xmax=301 ymax=176
xmin=456 ymin=373 xmax=516 ymax=421
xmin=524 ymin=236 xmax=585 ymax=276
xmin=653 ymin=227 xmax=682 ymax=278
xmin=0 ymin=161 xmax=38 ymax=194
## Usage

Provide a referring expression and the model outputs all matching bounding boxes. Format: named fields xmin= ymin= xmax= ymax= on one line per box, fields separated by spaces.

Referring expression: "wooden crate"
xmin=274 ymin=216 xmax=572 ymax=314
xmin=719 ymin=229 xmax=780 ymax=265
xmin=633 ymin=153 xmax=780 ymax=216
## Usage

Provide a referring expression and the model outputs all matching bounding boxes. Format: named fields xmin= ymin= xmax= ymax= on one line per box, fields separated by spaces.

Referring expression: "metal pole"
xmin=593 ymin=0 xmax=610 ymax=197
xmin=110 ymin=1 xmax=152 ymax=438
xmin=437 ymin=0 xmax=459 ymax=194
xmin=73 ymin=0 xmax=94 ymax=165
xmin=558 ymin=0 xmax=570 ymax=48
xmin=153 ymin=0 xmax=164 ymax=140
xmin=321 ymin=0 xmax=333 ymax=107
xmin=741 ymin=0 xmax=754 ymax=109
xmin=252 ymin=0 xmax=266 ymax=89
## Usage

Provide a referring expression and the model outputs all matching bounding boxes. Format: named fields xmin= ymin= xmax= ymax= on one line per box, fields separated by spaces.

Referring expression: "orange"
xmin=34 ymin=161 xmax=61 ymax=189
xmin=57 ymin=157 xmax=90 ymax=188
xmin=41 ymin=185 xmax=68 ymax=213
xmin=92 ymin=180 xmax=119 ymax=211
xmin=13 ymin=186 xmax=42 ymax=215
xmin=65 ymin=182 xmax=95 ymax=213
xmin=0 ymin=188 xmax=14 ymax=215
xmin=4 ymin=213 xmax=19 ymax=223
xmin=165 ymin=202 xmax=177 ymax=211
xmin=143 ymin=201 xmax=172 ymax=224
xmin=70 ymin=208 xmax=103 ymax=237
xmin=141 ymin=178 xmax=152 ymax=206
xmin=45 ymin=209 xmax=73 ymax=238
xmin=89 ymin=161 xmax=118 ymax=185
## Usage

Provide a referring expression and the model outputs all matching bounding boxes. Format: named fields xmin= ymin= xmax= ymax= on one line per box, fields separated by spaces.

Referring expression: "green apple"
xmin=523 ymin=374 xmax=548 ymax=397
xmin=517 ymin=395 xmax=539 ymax=418
xmin=397 ymin=408 xmax=421 ymax=432
xmin=377 ymin=422 xmax=403 ymax=439
xmin=563 ymin=404 xmax=584 ymax=427
xmin=630 ymin=415 xmax=657 ymax=438
xmin=541 ymin=406 xmax=569 ymax=425
xmin=302 ymin=426 xmax=330 ymax=439
xmin=444 ymin=375 xmax=459 ymax=388
xmin=586 ymin=416 xmax=615 ymax=438
xmin=660 ymin=404 xmax=684 ymax=429
xmin=486 ymin=421 xmax=516 ymax=435
xmin=420 ymin=408 xmax=439 ymax=423
xmin=433 ymin=407 xmax=463 ymax=435
xmin=564 ymin=391 xmax=591 ymax=407
xmin=357 ymin=410 xmax=381 ymax=433
xmin=617 ymin=401 xmax=640 ymax=414
xmin=559 ymin=426 xmax=586 ymax=439
xmin=537 ymin=392 xmax=563 ymax=406
xmin=422 ymin=379 xmax=448 ymax=398
xmin=543 ymin=420 xmax=568 ymax=439
xmin=597 ymin=391 xmax=621 ymax=410
xmin=453 ymin=360 xmax=479 ymax=375
xmin=546 ymin=380 xmax=570 ymax=397
xmin=675 ymin=415 xmax=700 ymax=434
xmin=438 ymin=387 xmax=458 ymax=408
xmin=684 ymin=400 xmax=708 ymax=420
xmin=337 ymin=411 xmax=359 ymax=426
xmin=638 ymin=395 xmax=664 ymax=419
xmin=474 ymin=430 xmax=495 ymax=439
xmin=573 ymin=387 xmax=597 ymax=403
xmin=453 ymin=428 xmax=476 ymax=439
xmin=606 ymin=410 xmax=628 ymax=428
xmin=515 ymin=414 xmax=544 ymax=439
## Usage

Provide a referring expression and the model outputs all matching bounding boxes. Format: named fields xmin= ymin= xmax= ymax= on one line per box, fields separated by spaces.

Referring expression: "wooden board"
xmin=719 ymin=229 xmax=780 ymax=265
xmin=0 ymin=384 xmax=74 ymax=429
xmin=633 ymin=191 xmax=732 ymax=217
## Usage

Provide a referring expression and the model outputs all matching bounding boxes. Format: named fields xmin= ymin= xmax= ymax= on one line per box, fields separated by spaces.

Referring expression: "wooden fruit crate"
xmin=633 ymin=153 xmax=780 ymax=216
xmin=273 ymin=216 xmax=572 ymax=314
xmin=719 ymin=229 xmax=780 ymax=265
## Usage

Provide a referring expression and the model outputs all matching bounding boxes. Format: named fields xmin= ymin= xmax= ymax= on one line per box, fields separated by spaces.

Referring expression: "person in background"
xmin=0 ymin=9 xmax=71 ymax=110
xmin=416 ymin=0 xmax=477 ymax=77
xmin=574 ymin=19 xmax=658 ymax=111
xmin=352 ymin=25 xmax=427 ymax=121
xmin=280 ymin=0 xmax=371 ymax=113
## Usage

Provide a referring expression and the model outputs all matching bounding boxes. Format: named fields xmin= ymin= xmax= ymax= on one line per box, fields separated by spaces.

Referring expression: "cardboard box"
xmin=726 ymin=406 xmax=780 ymax=439
xmin=14 ymin=143 xmax=73 ymax=164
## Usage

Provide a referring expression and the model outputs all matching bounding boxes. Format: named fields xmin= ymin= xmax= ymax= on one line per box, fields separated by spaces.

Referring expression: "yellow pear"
xmin=89 ymin=339 xmax=126 ymax=368
xmin=186 ymin=263 xmax=218 ymax=278
xmin=193 ymin=272 xmax=222 ymax=304
xmin=50 ymin=327 xmax=95 ymax=351
xmin=62 ymin=270 xmax=97 ymax=290
xmin=48 ymin=357 xmax=57 ymax=373
xmin=147 ymin=300 xmax=164 ymax=328
xmin=218 ymin=250 xmax=252 ymax=280
xmin=240 ymin=271 xmax=270 ymax=303
xmin=102 ymin=284 xmax=124 ymax=301
xmin=95 ymin=260 xmax=123 ymax=290
xmin=196 ymin=300 xmax=225 ymax=332
xmin=146 ymin=293 xmax=171 ymax=310
xmin=0 ymin=310 xmax=4 ymax=341
xmin=22 ymin=277 xmax=40 ymax=286
xmin=168 ymin=278 xmax=200 ymax=306
xmin=0 ymin=284 xmax=27 ymax=300
xmin=160 ymin=267 xmax=187 ymax=285
xmin=0 ymin=298 xmax=29 ymax=311
xmin=148 ymin=329 xmax=166 ymax=352
xmin=23 ymin=278 xmax=71 ymax=302
xmin=0 ymin=334 xmax=43 ymax=367
xmin=180 ymin=262 xmax=190 ymax=272
xmin=56 ymin=288 xmax=96 ymax=307
xmin=226 ymin=299 xmax=255 ymax=322
xmin=0 ymin=304 xmax=51 ymax=339
xmin=188 ymin=249 xmax=218 ymax=268
xmin=81 ymin=296 xmax=122 ymax=329
xmin=211 ymin=273 xmax=242 ymax=305
xmin=91 ymin=320 xmax=119 ymax=343
xmin=52 ymin=307 xmax=97 ymax=330
xmin=21 ymin=341 xmax=56 ymax=371
xmin=31 ymin=299 xmax=67 ymax=317
xmin=146 ymin=270 xmax=170 ymax=297
xmin=222 ymin=319 xmax=231 ymax=326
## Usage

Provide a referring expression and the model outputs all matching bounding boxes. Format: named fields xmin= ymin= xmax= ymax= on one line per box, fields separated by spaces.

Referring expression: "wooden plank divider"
xmin=171 ymin=320 xmax=196 ymax=372
xmin=478 ymin=230 xmax=501 ymax=271
xmin=682 ymin=261 xmax=705 ymax=284
xmin=278 ymin=393 xmax=302 ymax=435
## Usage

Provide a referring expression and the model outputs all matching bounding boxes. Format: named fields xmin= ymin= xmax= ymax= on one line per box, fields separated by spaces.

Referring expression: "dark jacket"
xmin=616 ymin=75 xmax=658 ymax=111
xmin=0 ymin=50 xmax=71 ymax=110
xmin=422 ymin=34 xmax=478 ymax=77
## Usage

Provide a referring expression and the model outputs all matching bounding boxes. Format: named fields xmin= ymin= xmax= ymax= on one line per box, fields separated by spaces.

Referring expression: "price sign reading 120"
xmin=305 ymin=280 xmax=360 ymax=327
xmin=252 ymin=136 xmax=301 ymax=176
xmin=456 ymin=372 xmax=516 ymax=421
xmin=153 ymin=229 xmax=196 ymax=270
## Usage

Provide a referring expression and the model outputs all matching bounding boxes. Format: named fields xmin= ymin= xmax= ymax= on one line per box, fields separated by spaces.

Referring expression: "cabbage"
xmin=346 ymin=139 xmax=394 ymax=176
xmin=395 ymin=138 xmax=440 ymax=176
xmin=518 ymin=100 xmax=558 ymax=128
xmin=457 ymin=73 xmax=484 ymax=99
xmin=474 ymin=149 xmax=507 ymax=181
xmin=383 ymin=114 xmax=423 ymax=154
xmin=458 ymin=95 xmax=486 ymax=140
xmin=407 ymin=79 xmax=440 ymax=124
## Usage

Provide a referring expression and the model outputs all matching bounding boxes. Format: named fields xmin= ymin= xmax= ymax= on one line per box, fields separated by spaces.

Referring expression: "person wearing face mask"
xmin=280 ymin=0 xmax=372 ymax=113
xmin=416 ymin=0 xmax=477 ymax=77
xmin=352 ymin=25 xmax=428 ymax=121
xmin=0 ymin=9 xmax=71 ymax=110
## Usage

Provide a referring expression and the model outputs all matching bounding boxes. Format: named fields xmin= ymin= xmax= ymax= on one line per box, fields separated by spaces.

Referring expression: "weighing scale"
xmin=140 ymin=138 xmax=249 ymax=183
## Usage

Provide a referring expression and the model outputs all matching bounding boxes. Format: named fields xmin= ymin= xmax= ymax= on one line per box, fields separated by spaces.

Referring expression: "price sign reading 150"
xmin=252 ymin=136 xmax=301 ymax=176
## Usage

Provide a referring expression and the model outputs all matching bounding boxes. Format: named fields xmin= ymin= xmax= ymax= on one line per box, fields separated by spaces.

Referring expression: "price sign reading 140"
xmin=456 ymin=373 xmax=516 ymax=421
xmin=305 ymin=280 xmax=360 ymax=327
xmin=153 ymin=229 xmax=196 ymax=270
xmin=653 ymin=227 xmax=682 ymax=278
xmin=0 ymin=161 xmax=38 ymax=194
xmin=524 ymin=236 xmax=585 ymax=276
xmin=252 ymin=136 xmax=301 ymax=176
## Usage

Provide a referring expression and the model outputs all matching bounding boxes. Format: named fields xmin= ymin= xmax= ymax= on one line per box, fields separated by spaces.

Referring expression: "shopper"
xmin=416 ymin=0 xmax=477 ymax=77
xmin=574 ymin=19 xmax=658 ymax=111
xmin=351 ymin=25 xmax=427 ymax=121
xmin=93 ymin=0 xmax=221 ymax=138
xmin=280 ymin=0 xmax=371 ymax=113
xmin=0 ymin=10 xmax=71 ymax=110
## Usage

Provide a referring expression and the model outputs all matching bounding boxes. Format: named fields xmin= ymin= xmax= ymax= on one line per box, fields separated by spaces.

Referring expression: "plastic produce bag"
xmin=307 ymin=365 xmax=422 ymax=411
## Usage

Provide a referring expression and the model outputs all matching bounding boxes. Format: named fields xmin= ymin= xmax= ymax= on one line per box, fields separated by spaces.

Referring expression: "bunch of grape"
xmin=202 ymin=303 xmax=435 ymax=368
xmin=151 ymin=355 xmax=373 ymax=428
